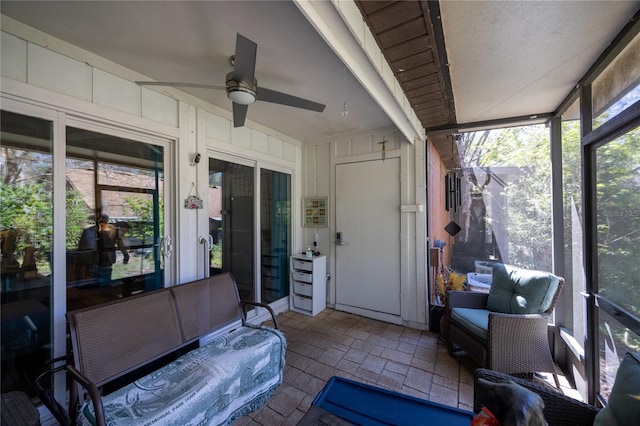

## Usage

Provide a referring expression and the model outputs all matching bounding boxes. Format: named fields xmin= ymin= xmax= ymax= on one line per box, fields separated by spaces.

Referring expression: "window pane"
xmin=452 ymin=125 xmax=553 ymax=273
xmin=260 ymin=169 xmax=291 ymax=303
xmin=66 ymin=127 xmax=164 ymax=310
xmin=209 ymin=158 xmax=255 ymax=302
xmin=1 ymin=110 xmax=53 ymax=396
xmin=595 ymin=125 xmax=640 ymax=316
xmin=592 ymin=33 xmax=640 ymax=129
xmin=562 ymin=98 xmax=586 ymax=342
xmin=598 ymin=309 xmax=640 ymax=400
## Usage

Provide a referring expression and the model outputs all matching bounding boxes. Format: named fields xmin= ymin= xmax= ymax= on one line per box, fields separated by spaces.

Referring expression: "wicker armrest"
xmin=447 ymin=291 xmax=489 ymax=311
xmin=474 ymin=369 xmax=598 ymax=426
xmin=487 ymin=312 xmax=557 ymax=375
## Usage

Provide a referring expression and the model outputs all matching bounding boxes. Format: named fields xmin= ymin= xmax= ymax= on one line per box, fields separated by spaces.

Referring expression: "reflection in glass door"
xmin=1 ymin=110 xmax=53 ymax=396
xmin=593 ymin=124 xmax=640 ymax=401
xmin=260 ymin=169 xmax=291 ymax=303
xmin=65 ymin=127 xmax=165 ymax=311
xmin=209 ymin=158 xmax=255 ymax=301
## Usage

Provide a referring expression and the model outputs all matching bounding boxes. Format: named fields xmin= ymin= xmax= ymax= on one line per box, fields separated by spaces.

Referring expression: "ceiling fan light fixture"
xmin=228 ymin=89 xmax=256 ymax=105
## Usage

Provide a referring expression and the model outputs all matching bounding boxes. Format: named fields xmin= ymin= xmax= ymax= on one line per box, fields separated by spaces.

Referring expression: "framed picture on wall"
xmin=302 ymin=196 xmax=328 ymax=227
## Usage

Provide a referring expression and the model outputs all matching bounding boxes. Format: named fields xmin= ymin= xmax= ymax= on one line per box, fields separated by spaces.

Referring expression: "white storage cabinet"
xmin=290 ymin=255 xmax=326 ymax=316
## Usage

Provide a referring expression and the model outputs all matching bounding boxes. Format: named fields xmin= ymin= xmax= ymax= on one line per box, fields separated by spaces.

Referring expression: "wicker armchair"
xmin=446 ymin=264 xmax=564 ymax=387
xmin=474 ymin=368 xmax=598 ymax=426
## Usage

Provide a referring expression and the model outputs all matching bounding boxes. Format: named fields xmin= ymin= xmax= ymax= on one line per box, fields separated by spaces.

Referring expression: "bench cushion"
xmin=77 ymin=325 xmax=286 ymax=426
xmin=450 ymin=307 xmax=490 ymax=341
xmin=594 ymin=352 xmax=640 ymax=426
xmin=486 ymin=263 xmax=561 ymax=314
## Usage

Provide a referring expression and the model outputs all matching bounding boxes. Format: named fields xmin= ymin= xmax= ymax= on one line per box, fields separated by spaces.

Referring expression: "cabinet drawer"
xmin=293 ymin=294 xmax=312 ymax=311
xmin=292 ymin=258 xmax=313 ymax=271
xmin=293 ymin=281 xmax=313 ymax=297
xmin=292 ymin=270 xmax=312 ymax=283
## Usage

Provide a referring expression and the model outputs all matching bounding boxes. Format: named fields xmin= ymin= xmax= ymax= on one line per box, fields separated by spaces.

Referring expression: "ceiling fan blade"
xmin=233 ymin=103 xmax=249 ymax=128
xmin=135 ymin=81 xmax=225 ymax=90
xmin=232 ymin=34 xmax=257 ymax=83
xmin=257 ymin=87 xmax=326 ymax=112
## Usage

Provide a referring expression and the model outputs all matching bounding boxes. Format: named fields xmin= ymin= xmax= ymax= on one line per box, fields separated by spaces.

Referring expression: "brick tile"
xmin=459 ymin=382 xmax=474 ymax=408
xmin=376 ymin=369 xmax=405 ymax=392
xmin=336 ymin=358 xmax=360 ymax=375
xmin=380 ymin=347 xmax=413 ymax=365
xmin=429 ymin=383 xmax=459 ymax=408
xmin=268 ymin=385 xmax=306 ymax=417
xmin=360 ymin=354 xmax=386 ymax=374
xmin=403 ymin=366 xmax=433 ymax=394
xmin=410 ymin=355 xmax=435 ymax=373
xmin=286 ymin=351 xmax=313 ymax=371
xmin=353 ymin=367 xmax=381 ymax=383
xmin=384 ymin=360 xmax=410 ymax=375
xmin=251 ymin=406 xmax=286 ymax=425
xmin=377 ymin=336 xmax=400 ymax=349
xmin=433 ymin=373 xmax=458 ymax=390
xmin=350 ymin=338 xmax=375 ymax=352
xmin=343 ymin=347 xmax=368 ymax=363
xmin=400 ymin=385 xmax=430 ymax=401
xmin=306 ymin=359 xmax=338 ymax=381
xmin=369 ymin=344 xmax=384 ymax=356
xmin=317 ymin=347 xmax=345 ymax=366
xmin=282 ymin=409 xmax=306 ymax=426
xmin=236 ymin=308 xmax=558 ymax=425
xmin=397 ymin=341 xmax=417 ymax=355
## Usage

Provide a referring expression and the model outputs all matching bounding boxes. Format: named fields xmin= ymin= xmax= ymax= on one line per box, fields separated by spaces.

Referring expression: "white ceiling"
xmin=1 ymin=0 xmax=389 ymax=142
xmin=2 ymin=1 xmax=638 ymax=141
xmin=440 ymin=0 xmax=638 ymax=125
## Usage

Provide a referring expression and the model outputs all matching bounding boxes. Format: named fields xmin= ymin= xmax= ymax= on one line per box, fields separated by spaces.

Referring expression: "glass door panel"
xmin=1 ymin=110 xmax=53 ymax=396
xmin=594 ymin=124 xmax=640 ymax=400
xmin=66 ymin=127 xmax=164 ymax=311
xmin=208 ymin=158 xmax=254 ymax=301
xmin=260 ymin=169 xmax=291 ymax=303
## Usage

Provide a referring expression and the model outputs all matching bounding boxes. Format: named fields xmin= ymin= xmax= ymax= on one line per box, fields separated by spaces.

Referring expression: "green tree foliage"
xmin=459 ymin=125 xmax=553 ymax=270
xmin=595 ymin=128 xmax=640 ymax=317
xmin=1 ymin=180 xmax=90 ymax=271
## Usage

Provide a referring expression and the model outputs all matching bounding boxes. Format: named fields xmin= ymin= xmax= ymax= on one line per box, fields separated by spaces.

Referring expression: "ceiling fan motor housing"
xmin=226 ymin=71 xmax=257 ymax=105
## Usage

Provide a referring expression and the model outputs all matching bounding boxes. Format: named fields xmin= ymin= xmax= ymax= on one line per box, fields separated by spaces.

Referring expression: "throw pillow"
xmin=486 ymin=263 xmax=561 ymax=314
xmin=594 ymin=352 xmax=640 ymax=426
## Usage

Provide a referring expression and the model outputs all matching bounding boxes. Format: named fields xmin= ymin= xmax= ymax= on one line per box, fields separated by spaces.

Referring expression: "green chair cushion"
xmin=450 ymin=307 xmax=490 ymax=341
xmin=486 ymin=263 xmax=561 ymax=314
xmin=594 ymin=352 xmax=640 ymax=426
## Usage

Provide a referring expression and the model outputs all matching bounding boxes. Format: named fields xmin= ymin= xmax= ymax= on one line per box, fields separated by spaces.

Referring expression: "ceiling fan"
xmin=136 ymin=33 xmax=326 ymax=128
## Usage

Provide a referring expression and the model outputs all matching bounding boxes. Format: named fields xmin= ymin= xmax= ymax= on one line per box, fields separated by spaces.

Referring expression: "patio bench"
xmin=64 ymin=272 xmax=286 ymax=426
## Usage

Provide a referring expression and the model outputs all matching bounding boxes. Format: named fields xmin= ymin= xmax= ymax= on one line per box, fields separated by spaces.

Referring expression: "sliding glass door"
xmin=1 ymin=110 xmax=53 ymax=396
xmin=1 ymin=108 xmax=173 ymax=398
xmin=65 ymin=126 xmax=166 ymax=311
xmin=260 ymin=169 xmax=291 ymax=303
xmin=592 ymin=124 xmax=640 ymax=400
xmin=209 ymin=158 xmax=255 ymax=301
xmin=208 ymin=155 xmax=290 ymax=305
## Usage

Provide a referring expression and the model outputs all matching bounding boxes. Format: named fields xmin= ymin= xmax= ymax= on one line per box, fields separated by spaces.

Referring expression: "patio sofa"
xmin=64 ymin=272 xmax=286 ymax=426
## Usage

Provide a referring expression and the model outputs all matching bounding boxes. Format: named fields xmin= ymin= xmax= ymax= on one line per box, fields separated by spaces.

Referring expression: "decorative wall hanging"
xmin=445 ymin=172 xmax=461 ymax=212
xmin=379 ymin=139 xmax=387 ymax=160
xmin=302 ymin=196 xmax=328 ymax=227
xmin=184 ymin=183 xmax=204 ymax=209
xmin=444 ymin=220 xmax=461 ymax=236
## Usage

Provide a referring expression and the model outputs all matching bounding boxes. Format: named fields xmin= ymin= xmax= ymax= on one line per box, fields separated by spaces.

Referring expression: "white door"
xmin=335 ymin=158 xmax=401 ymax=323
